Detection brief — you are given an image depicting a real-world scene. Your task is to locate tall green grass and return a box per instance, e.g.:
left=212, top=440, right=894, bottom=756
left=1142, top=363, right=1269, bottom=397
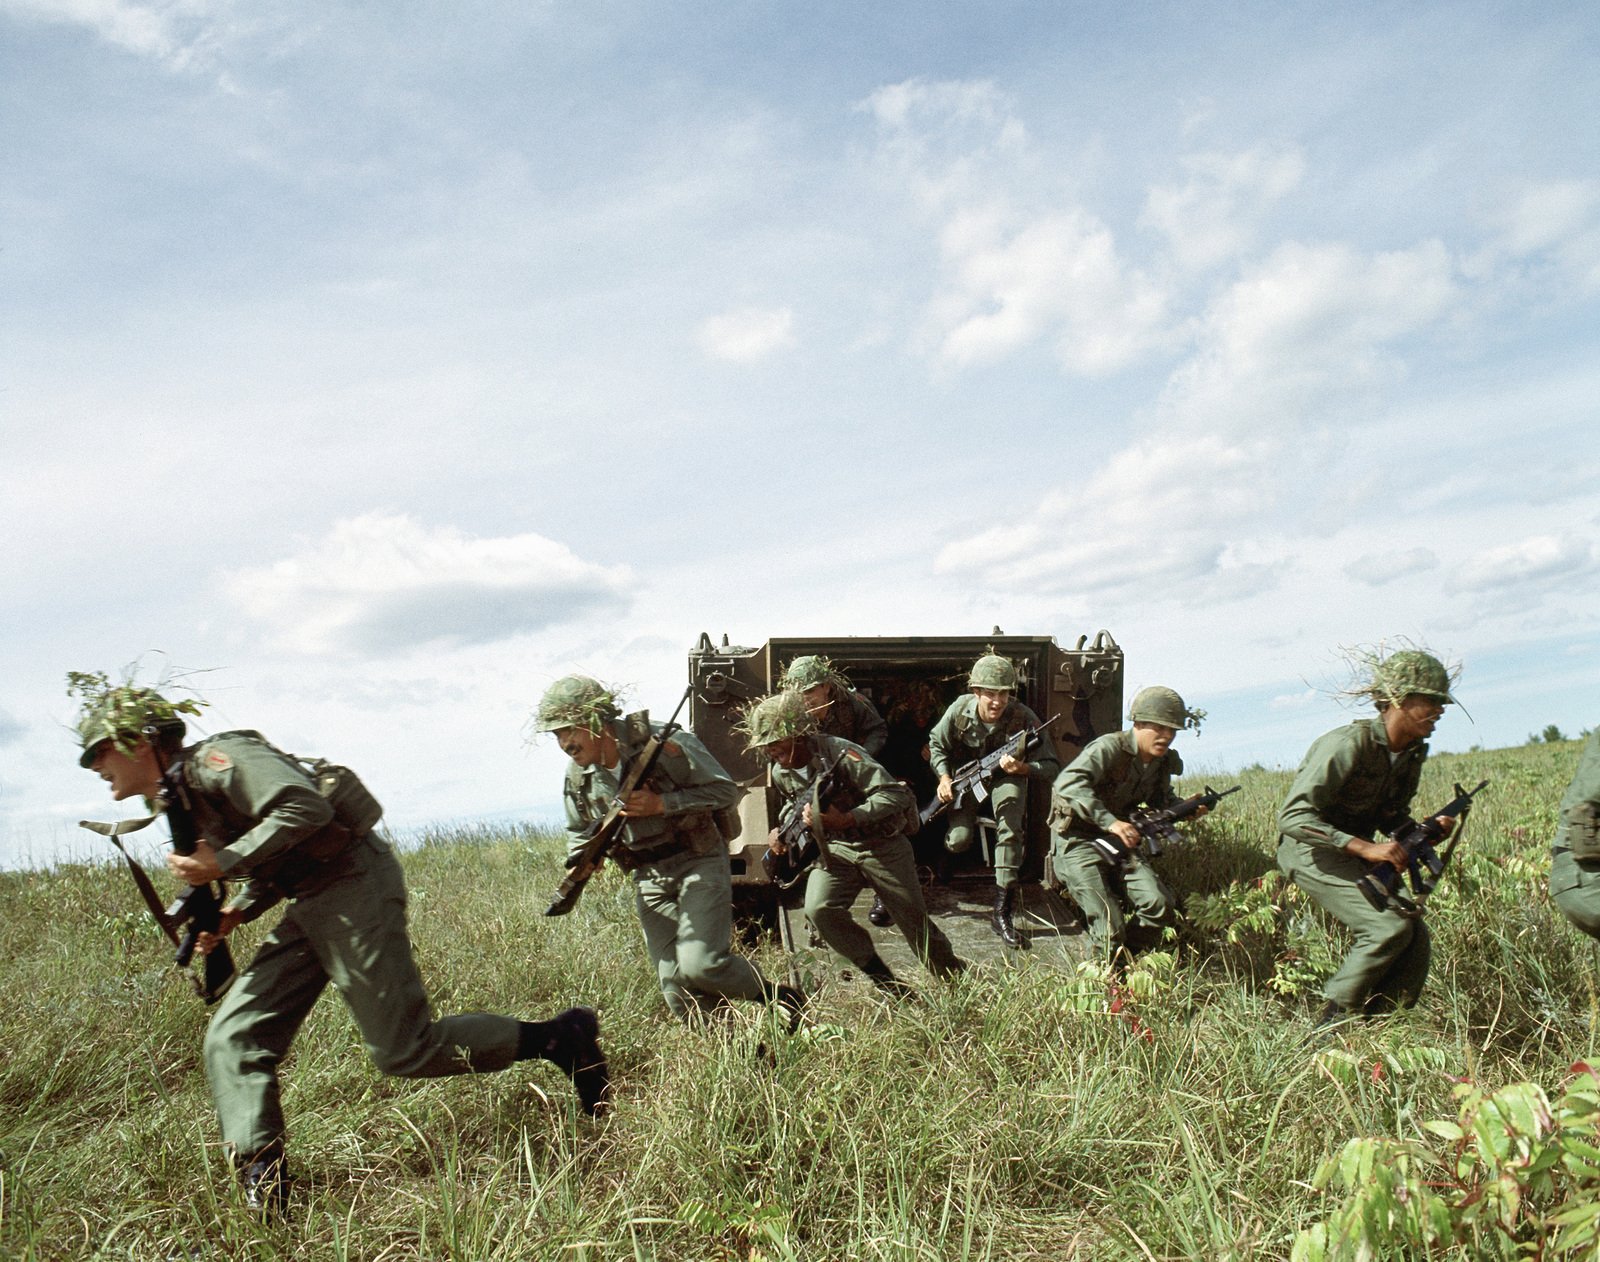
left=2, top=742, right=1595, bottom=1259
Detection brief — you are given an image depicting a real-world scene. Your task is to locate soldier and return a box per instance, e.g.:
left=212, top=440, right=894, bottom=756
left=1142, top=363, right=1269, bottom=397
left=536, top=675, right=804, bottom=1025
left=744, top=692, right=965, bottom=996
left=72, top=678, right=608, bottom=1215
left=1048, top=686, right=1203, bottom=961
left=779, top=655, right=888, bottom=757
left=928, top=653, right=1060, bottom=948
left=780, top=655, right=894, bottom=926
left=1276, top=648, right=1461, bottom=1032
left=1549, top=728, right=1600, bottom=940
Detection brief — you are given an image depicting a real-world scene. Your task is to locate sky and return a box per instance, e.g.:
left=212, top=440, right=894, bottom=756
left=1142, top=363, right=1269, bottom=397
left=3, top=0, right=1598, bottom=868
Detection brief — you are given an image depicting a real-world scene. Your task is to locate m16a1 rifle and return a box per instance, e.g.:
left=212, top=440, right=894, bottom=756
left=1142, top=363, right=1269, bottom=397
left=920, top=713, right=1059, bottom=826
left=1358, top=779, right=1490, bottom=916
left=545, top=687, right=693, bottom=917
left=1088, top=783, right=1235, bottom=863
left=1087, top=784, right=1242, bottom=866
left=79, top=751, right=238, bottom=1004
left=760, top=750, right=851, bottom=890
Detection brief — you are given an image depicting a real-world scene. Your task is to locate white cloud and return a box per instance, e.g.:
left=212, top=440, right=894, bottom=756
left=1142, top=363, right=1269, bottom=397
left=695, top=306, right=796, bottom=362
left=225, top=513, right=633, bottom=655
left=3, top=0, right=233, bottom=73
left=1142, top=146, right=1306, bottom=273
left=925, top=207, right=1168, bottom=374
left=1458, top=533, right=1596, bottom=592
left=1344, top=547, right=1439, bottom=586
left=1270, top=689, right=1319, bottom=709
left=857, top=78, right=1027, bottom=209
left=1493, top=179, right=1600, bottom=292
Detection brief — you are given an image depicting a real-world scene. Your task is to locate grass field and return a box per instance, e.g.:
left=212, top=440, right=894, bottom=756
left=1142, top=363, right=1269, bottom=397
left=2, top=737, right=1596, bottom=1260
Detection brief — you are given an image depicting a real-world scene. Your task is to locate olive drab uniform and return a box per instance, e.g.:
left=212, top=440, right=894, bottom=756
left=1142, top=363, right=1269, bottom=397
left=1550, top=730, right=1600, bottom=939
left=562, top=716, right=772, bottom=1019
left=928, top=694, right=1060, bottom=885
left=190, top=732, right=527, bottom=1161
left=1276, top=717, right=1432, bottom=1010
left=1048, top=729, right=1181, bottom=956
left=816, top=685, right=888, bottom=759
left=770, top=735, right=963, bottom=980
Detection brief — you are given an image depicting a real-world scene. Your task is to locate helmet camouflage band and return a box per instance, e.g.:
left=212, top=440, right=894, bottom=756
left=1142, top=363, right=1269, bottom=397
left=68, top=670, right=203, bottom=768
left=737, top=692, right=817, bottom=756
left=533, top=675, right=622, bottom=734
left=1371, top=649, right=1459, bottom=708
left=1128, top=685, right=1205, bottom=733
left=968, top=654, right=1017, bottom=691
left=780, top=655, right=846, bottom=692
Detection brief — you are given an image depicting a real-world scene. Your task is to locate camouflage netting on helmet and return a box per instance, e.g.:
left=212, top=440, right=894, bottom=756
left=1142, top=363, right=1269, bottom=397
left=736, top=692, right=817, bottom=757
left=1337, top=642, right=1462, bottom=710
left=780, top=655, right=848, bottom=691
left=68, top=670, right=206, bottom=768
left=1128, top=685, right=1206, bottom=733
left=968, top=653, right=1018, bottom=690
left=533, top=675, right=623, bottom=734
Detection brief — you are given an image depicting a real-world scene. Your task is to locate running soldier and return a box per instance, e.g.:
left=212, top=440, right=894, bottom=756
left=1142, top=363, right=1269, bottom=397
left=780, top=655, right=888, bottom=757
left=1549, top=728, right=1600, bottom=940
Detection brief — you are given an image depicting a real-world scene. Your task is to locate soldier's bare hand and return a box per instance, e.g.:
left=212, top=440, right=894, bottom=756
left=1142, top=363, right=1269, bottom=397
left=1194, top=805, right=1210, bottom=818
left=937, top=774, right=955, bottom=803
left=621, top=789, right=665, bottom=817
left=1431, top=815, right=1457, bottom=838
left=167, top=841, right=223, bottom=884
left=196, top=909, right=243, bottom=955
left=998, top=754, right=1027, bottom=776
left=766, top=828, right=786, bottom=855
left=1109, top=821, right=1141, bottom=851
left=1349, top=837, right=1407, bottom=871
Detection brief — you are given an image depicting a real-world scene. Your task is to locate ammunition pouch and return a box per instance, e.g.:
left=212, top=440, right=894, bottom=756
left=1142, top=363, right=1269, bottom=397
left=612, top=837, right=690, bottom=872
left=713, top=804, right=743, bottom=843
left=1568, top=804, right=1600, bottom=863
left=259, top=822, right=361, bottom=899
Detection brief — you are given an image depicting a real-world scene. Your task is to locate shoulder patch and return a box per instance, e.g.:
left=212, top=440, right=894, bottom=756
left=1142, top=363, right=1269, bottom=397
left=663, top=740, right=682, bottom=757
left=845, top=749, right=862, bottom=761
left=203, top=749, right=234, bottom=772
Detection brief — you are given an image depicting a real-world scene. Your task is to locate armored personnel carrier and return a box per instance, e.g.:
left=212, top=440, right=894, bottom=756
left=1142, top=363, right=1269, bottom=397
left=686, top=631, right=1124, bottom=889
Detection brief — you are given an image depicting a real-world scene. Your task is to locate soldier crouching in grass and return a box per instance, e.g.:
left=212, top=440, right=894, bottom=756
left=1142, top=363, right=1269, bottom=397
left=1047, top=686, right=1205, bottom=964
left=1549, top=728, right=1600, bottom=941
left=743, top=692, right=965, bottom=998
left=928, top=653, right=1060, bottom=949
left=71, top=674, right=608, bottom=1216
left=536, top=675, right=806, bottom=1027
left=1275, top=647, right=1462, bottom=1035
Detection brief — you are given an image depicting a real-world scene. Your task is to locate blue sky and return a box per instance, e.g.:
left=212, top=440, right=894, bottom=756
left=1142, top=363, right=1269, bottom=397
left=3, top=1, right=1598, bottom=867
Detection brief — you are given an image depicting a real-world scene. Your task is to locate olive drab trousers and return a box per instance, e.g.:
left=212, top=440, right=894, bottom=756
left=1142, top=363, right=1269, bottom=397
left=1051, top=838, right=1176, bottom=957
left=633, top=849, right=770, bottom=1020
left=1277, top=838, right=1432, bottom=1009
left=944, top=775, right=1028, bottom=886
left=1551, top=849, right=1600, bottom=940
left=204, top=836, right=521, bottom=1158
left=804, top=835, right=963, bottom=979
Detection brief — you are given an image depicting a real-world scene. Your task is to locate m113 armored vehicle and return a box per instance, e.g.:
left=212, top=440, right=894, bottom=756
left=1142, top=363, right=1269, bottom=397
left=686, top=631, right=1124, bottom=889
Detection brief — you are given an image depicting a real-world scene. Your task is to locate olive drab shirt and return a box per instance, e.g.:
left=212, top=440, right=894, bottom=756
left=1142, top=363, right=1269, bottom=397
left=818, top=687, right=888, bottom=759
left=927, top=695, right=1059, bottom=780
left=177, top=731, right=348, bottom=921
left=1278, top=717, right=1427, bottom=851
left=562, top=718, right=740, bottom=862
left=770, top=735, right=915, bottom=844
left=1049, top=729, right=1180, bottom=836
left=1555, top=730, right=1600, bottom=856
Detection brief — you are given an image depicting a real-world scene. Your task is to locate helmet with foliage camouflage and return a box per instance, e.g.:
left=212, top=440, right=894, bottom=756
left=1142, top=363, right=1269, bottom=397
left=1372, top=649, right=1458, bottom=708
left=968, top=654, right=1017, bottom=691
left=738, top=691, right=817, bottom=756
left=68, top=671, right=203, bottom=768
left=533, top=675, right=622, bottom=734
left=1129, top=685, right=1205, bottom=733
left=780, top=655, right=845, bottom=692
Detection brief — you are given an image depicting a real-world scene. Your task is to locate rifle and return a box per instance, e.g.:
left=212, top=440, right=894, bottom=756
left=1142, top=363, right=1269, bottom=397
left=760, top=749, right=851, bottom=890
left=921, top=713, right=1059, bottom=826
left=79, top=753, right=238, bottom=1005
left=1358, top=779, right=1490, bottom=915
left=1087, top=783, right=1241, bottom=865
left=545, top=687, right=693, bottom=917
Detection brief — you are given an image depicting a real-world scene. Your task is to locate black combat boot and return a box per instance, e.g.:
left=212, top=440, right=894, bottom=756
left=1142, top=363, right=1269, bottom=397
left=861, top=953, right=917, bottom=999
left=990, top=883, right=1028, bottom=949
left=237, top=1142, right=289, bottom=1217
left=762, top=980, right=808, bottom=1033
left=1308, top=1000, right=1352, bottom=1045
left=867, top=893, right=893, bottom=926
left=517, top=1007, right=611, bottom=1117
